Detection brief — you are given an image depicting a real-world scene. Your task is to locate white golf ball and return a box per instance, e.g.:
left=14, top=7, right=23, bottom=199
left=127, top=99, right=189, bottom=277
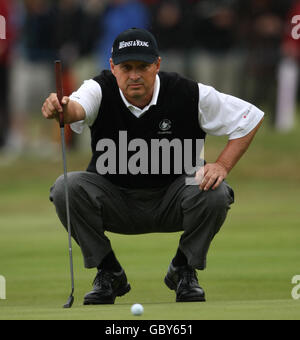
left=131, top=303, right=144, bottom=316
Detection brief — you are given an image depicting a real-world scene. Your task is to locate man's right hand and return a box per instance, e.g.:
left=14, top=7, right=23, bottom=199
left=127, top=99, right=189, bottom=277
left=42, top=93, right=70, bottom=121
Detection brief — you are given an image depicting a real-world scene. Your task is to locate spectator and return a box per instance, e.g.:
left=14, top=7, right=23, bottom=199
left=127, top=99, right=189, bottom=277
left=190, top=0, right=241, bottom=95
left=275, top=0, right=300, bottom=131
left=96, top=0, right=150, bottom=70
left=238, top=0, right=294, bottom=122
left=78, top=0, right=105, bottom=59
left=0, top=0, right=15, bottom=149
left=148, top=0, right=195, bottom=77
left=281, top=0, right=300, bottom=61
left=54, top=0, right=83, bottom=68
left=52, top=0, right=85, bottom=149
left=8, top=0, right=57, bottom=154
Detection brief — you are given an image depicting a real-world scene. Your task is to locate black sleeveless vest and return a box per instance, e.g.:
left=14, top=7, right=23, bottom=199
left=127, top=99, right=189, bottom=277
left=86, top=70, right=206, bottom=188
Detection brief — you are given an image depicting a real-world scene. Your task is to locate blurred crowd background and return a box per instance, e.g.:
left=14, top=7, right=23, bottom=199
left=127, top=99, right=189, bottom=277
left=0, top=0, right=299, bottom=157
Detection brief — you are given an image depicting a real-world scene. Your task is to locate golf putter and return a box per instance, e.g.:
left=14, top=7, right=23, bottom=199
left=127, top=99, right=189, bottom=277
left=55, top=60, right=75, bottom=308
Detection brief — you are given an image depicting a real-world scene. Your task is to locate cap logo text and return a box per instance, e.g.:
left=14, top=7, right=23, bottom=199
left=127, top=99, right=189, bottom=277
left=119, top=40, right=149, bottom=49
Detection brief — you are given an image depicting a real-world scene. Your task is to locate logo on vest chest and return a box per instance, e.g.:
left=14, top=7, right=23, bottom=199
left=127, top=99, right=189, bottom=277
left=158, top=119, right=172, bottom=135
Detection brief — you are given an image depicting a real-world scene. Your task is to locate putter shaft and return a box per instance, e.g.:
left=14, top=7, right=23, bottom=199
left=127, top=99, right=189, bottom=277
left=55, top=60, right=75, bottom=308
left=60, top=127, right=74, bottom=308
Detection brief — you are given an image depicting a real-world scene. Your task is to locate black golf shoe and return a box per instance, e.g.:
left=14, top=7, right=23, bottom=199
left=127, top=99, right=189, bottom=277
left=83, top=269, right=131, bottom=305
left=164, top=262, right=205, bottom=302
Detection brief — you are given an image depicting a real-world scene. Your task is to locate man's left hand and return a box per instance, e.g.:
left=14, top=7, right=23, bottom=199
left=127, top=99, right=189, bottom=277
left=195, top=163, right=228, bottom=191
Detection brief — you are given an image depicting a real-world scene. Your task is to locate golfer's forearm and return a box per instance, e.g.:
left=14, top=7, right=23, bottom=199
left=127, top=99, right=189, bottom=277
left=63, top=100, right=86, bottom=124
left=216, top=118, right=264, bottom=173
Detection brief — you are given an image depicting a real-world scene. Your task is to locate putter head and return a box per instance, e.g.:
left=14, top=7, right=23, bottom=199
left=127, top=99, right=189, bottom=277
left=63, top=294, right=74, bottom=308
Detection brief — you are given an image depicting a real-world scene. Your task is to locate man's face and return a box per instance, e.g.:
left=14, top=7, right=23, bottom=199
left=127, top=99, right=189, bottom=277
left=110, top=58, right=161, bottom=107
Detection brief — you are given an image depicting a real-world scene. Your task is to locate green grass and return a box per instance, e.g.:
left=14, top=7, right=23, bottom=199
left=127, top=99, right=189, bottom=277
left=0, top=119, right=299, bottom=320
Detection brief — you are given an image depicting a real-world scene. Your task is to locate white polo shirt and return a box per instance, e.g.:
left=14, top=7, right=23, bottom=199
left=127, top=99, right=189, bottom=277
left=70, top=75, right=264, bottom=139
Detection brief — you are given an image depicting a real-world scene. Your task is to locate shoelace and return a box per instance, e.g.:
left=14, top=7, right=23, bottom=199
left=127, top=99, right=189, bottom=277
left=179, top=267, right=198, bottom=285
left=94, top=271, right=114, bottom=289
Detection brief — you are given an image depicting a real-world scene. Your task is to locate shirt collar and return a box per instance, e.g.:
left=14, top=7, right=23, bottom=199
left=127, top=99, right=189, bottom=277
left=119, top=75, right=160, bottom=114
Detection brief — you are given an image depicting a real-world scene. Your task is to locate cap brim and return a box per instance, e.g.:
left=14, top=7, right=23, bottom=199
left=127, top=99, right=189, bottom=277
left=112, top=53, right=158, bottom=65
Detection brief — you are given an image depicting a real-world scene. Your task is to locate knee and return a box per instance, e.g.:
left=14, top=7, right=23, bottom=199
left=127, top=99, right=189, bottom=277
left=50, top=172, right=81, bottom=206
left=183, top=182, right=233, bottom=212
left=203, top=182, right=234, bottom=211
left=50, top=175, right=64, bottom=205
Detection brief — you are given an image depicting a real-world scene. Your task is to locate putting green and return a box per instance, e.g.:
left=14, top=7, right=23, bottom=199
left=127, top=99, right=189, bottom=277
left=0, top=121, right=299, bottom=320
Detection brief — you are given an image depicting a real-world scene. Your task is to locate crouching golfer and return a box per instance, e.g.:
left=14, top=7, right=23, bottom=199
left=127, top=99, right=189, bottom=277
left=42, top=28, right=264, bottom=304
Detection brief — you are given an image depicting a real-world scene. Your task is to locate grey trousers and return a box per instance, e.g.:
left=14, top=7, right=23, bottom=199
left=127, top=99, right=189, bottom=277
left=50, top=172, right=234, bottom=270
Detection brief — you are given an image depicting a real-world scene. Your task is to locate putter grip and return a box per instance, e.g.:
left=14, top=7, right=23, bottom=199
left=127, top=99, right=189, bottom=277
left=55, top=60, right=64, bottom=128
